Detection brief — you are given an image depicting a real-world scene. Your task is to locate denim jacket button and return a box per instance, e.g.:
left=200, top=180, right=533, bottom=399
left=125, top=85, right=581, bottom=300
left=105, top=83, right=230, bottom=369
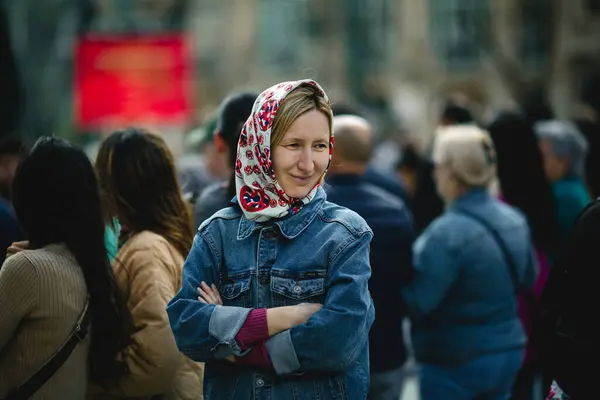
left=293, top=285, right=302, bottom=293
left=256, top=378, right=265, bottom=387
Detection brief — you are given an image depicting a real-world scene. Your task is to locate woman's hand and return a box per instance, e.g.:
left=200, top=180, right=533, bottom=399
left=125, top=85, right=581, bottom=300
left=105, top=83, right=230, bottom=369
left=197, top=281, right=223, bottom=305
left=196, top=282, right=234, bottom=362
left=6, top=241, right=29, bottom=258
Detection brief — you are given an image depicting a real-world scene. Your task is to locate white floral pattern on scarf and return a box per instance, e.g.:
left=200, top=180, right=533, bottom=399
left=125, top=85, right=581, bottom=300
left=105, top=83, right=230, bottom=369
left=234, top=79, right=333, bottom=222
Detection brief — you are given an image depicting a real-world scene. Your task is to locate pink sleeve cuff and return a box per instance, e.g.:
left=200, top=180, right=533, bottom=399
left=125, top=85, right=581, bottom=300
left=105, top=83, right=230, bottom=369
left=235, top=308, right=269, bottom=350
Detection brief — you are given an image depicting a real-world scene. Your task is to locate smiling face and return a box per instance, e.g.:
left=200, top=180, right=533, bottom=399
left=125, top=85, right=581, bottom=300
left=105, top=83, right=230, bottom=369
left=272, top=109, right=331, bottom=199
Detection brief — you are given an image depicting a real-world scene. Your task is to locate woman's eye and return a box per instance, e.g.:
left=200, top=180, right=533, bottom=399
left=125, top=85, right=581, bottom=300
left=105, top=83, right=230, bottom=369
left=286, top=143, right=299, bottom=149
left=315, top=143, right=328, bottom=150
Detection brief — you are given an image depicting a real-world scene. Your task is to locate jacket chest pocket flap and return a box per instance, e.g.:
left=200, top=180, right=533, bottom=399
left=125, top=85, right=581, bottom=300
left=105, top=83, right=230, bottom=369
left=220, top=276, right=252, bottom=307
left=271, top=274, right=326, bottom=305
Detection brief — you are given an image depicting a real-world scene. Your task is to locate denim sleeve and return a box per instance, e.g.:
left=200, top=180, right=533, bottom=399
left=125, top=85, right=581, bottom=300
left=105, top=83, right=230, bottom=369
left=265, top=231, right=375, bottom=375
left=401, top=228, right=459, bottom=319
left=167, top=233, right=251, bottom=362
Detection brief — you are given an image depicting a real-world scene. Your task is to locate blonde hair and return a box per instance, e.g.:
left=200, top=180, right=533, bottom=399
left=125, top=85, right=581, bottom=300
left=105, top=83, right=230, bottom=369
left=271, top=85, right=333, bottom=148
left=433, top=125, right=497, bottom=186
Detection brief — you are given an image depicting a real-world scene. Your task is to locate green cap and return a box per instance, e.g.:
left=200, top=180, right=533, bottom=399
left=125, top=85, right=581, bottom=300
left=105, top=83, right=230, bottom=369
left=184, top=113, right=219, bottom=151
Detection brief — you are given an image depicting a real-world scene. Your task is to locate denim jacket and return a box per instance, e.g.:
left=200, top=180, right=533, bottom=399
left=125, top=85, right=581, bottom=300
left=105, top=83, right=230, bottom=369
left=402, top=188, right=538, bottom=364
left=167, top=187, right=374, bottom=399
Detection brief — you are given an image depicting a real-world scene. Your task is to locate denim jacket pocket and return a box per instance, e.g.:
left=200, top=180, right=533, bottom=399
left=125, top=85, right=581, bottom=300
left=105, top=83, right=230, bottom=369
left=220, top=275, right=252, bottom=308
left=270, top=271, right=326, bottom=307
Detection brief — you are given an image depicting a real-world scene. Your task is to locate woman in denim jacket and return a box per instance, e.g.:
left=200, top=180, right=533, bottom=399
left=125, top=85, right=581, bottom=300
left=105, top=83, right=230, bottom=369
left=167, top=80, right=375, bottom=399
left=402, top=126, right=538, bottom=400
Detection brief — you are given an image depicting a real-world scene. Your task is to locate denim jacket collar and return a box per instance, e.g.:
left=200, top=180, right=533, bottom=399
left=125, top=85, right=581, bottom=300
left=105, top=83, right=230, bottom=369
left=235, top=187, right=327, bottom=240
left=449, top=187, right=490, bottom=212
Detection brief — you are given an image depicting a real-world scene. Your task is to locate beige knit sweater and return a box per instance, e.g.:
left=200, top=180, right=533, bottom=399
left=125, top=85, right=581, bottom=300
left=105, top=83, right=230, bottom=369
left=0, top=244, right=90, bottom=399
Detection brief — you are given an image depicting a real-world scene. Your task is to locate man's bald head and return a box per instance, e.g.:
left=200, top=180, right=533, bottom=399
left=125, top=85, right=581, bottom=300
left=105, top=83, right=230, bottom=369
left=332, top=115, right=373, bottom=165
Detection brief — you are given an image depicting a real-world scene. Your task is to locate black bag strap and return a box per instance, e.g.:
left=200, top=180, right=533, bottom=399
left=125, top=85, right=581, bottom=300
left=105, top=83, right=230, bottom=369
left=4, top=298, right=91, bottom=400
left=455, top=209, right=520, bottom=292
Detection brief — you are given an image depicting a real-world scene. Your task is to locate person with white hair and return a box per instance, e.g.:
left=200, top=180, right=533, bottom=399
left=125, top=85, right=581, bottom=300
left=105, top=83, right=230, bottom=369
left=401, top=125, right=538, bottom=400
left=535, top=120, right=591, bottom=244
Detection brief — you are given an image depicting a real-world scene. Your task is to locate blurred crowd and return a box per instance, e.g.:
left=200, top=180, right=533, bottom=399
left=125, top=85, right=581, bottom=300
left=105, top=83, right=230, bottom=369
left=0, top=78, right=599, bottom=400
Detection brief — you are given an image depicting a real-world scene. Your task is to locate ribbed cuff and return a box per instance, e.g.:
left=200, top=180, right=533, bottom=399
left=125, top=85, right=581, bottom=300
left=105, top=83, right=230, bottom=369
left=235, top=308, right=269, bottom=350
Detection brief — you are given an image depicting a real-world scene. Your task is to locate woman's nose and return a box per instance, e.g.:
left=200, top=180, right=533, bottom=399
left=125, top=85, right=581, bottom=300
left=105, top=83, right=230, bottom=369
left=297, top=147, right=314, bottom=172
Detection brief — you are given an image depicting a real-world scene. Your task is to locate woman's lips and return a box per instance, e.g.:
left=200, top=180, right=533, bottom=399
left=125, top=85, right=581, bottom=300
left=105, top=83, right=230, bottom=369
left=290, top=174, right=312, bottom=184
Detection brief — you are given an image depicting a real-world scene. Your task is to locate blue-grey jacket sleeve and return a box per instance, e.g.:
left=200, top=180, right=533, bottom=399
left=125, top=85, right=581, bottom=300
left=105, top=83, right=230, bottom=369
left=265, top=231, right=375, bottom=375
left=167, top=233, right=251, bottom=362
left=401, top=228, right=460, bottom=318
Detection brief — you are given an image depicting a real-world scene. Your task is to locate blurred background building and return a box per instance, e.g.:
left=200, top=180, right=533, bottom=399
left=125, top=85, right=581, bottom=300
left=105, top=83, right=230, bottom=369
left=1, top=0, right=599, bottom=153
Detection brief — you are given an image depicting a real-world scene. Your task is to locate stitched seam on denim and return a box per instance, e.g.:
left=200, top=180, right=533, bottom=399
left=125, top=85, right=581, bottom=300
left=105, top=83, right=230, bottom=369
left=318, top=213, right=362, bottom=237
left=198, top=208, right=240, bottom=232
left=339, top=302, right=372, bottom=369
left=328, top=231, right=372, bottom=270
left=318, top=207, right=371, bottom=238
left=199, top=230, right=221, bottom=268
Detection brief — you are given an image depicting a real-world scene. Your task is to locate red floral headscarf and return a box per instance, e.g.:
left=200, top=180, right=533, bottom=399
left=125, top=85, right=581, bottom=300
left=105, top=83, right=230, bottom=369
left=235, top=79, right=333, bottom=222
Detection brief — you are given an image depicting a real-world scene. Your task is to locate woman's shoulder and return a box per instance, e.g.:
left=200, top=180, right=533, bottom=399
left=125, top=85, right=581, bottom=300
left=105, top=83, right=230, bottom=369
left=119, top=231, right=183, bottom=262
left=420, top=210, right=480, bottom=244
left=198, top=204, right=243, bottom=233
left=1, top=246, right=84, bottom=293
left=318, top=201, right=373, bottom=238
left=1, top=251, right=37, bottom=280
left=11, top=244, right=77, bottom=269
left=115, top=232, right=184, bottom=278
left=121, top=230, right=169, bottom=251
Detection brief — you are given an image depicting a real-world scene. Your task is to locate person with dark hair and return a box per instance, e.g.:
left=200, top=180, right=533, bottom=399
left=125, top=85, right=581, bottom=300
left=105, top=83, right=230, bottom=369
left=0, top=136, right=24, bottom=200
left=574, top=118, right=600, bottom=198
left=440, top=101, right=475, bottom=126
left=488, top=111, right=560, bottom=399
left=0, top=136, right=26, bottom=257
left=489, top=111, right=560, bottom=253
left=521, top=90, right=554, bottom=126
left=331, top=102, right=362, bottom=117
left=396, top=144, right=420, bottom=198
left=395, top=145, right=445, bottom=234
left=193, top=92, right=257, bottom=228
left=0, top=7, right=22, bottom=139
left=92, top=128, right=202, bottom=399
left=541, top=198, right=600, bottom=399
left=0, top=137, right=129, bottom=398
